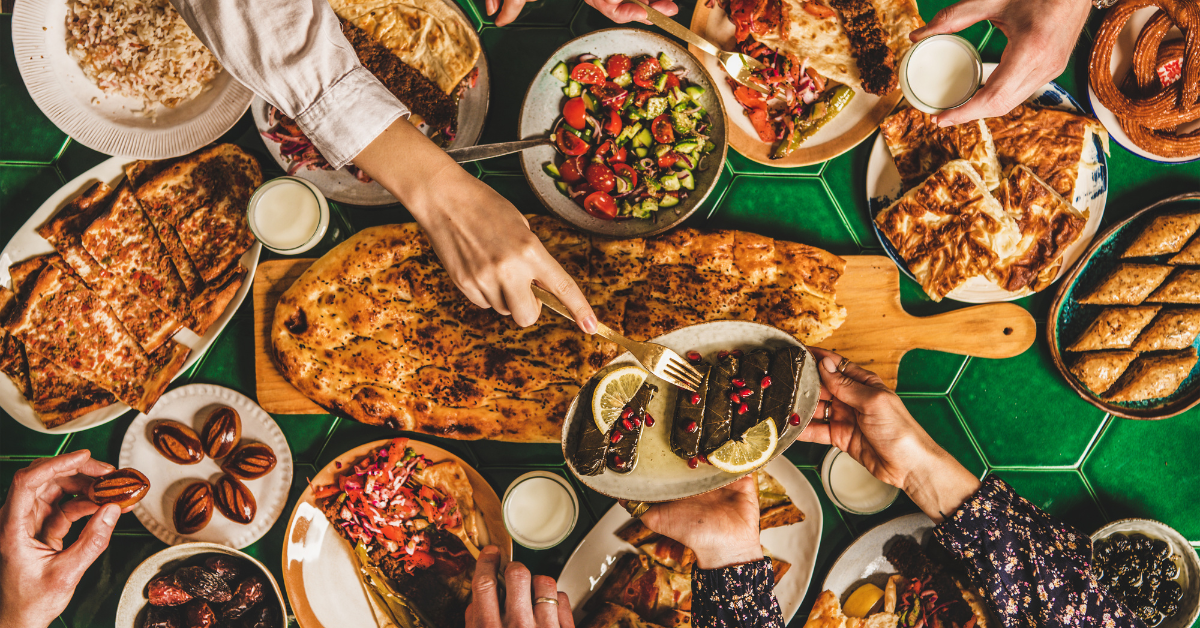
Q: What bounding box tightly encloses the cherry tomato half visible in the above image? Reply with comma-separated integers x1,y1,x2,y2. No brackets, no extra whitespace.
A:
563,97,587,130
664,72,681,90
595,140,613,157
658,151,680,169
605,110,623,136
556,127,589,156
606,54,632,79
560,157,585,183
584,191,619,220
652,115,675,144
585,163,616,193
571,63,607,85
609,147,628,163
633,58,662,89
591,82,628,109
612,162,637,188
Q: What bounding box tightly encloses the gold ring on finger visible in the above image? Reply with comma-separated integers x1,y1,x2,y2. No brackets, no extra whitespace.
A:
534,596,559,606
837,357,851,373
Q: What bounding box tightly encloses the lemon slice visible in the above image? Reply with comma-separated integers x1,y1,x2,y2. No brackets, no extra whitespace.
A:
591,365,648,433
708,417,778,474
843,583,884,618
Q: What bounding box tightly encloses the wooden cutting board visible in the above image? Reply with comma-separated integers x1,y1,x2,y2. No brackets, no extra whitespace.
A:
253,256,1036,413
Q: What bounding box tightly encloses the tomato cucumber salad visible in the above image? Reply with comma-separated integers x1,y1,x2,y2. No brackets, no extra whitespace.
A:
545,52,717,220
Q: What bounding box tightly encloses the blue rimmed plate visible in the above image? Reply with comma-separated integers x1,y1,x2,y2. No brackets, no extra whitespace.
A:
1048,192,1200,420
865,64,1109,304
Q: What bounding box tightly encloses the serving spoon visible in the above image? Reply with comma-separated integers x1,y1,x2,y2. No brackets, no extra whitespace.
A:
623,0,768,95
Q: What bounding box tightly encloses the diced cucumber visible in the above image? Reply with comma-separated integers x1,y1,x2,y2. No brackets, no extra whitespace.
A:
671,110,696,134
543,162,561,178
678,170,695,190
703,140,716,152
635,147,649,158
658,52,674,70
592,59,606,70
645,96,668,118
628,109,644,121
621,200,635,216
612,73,633,88
685,86,705,101
645,177,662,194
633,129,653,148
555,181,571,195
668,88,683,108
563,87,572,96
661,174,680,191
567,80,582,98
674,140,698,153
581,92,597,112
615,122,642,147
654,143,672,158
659,194,680,208
551,62,570,83
653,73,669,92
635,197,658,218
615,175,632,194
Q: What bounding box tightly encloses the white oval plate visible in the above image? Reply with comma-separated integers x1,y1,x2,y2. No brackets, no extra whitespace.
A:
558,456,822,624
562,320,820,502
1086,6,1199,165
821,512,934,603
866,64,1109,304
12,0,252,159
1092,518,1200,628
0,156,260,434
119,384,293,549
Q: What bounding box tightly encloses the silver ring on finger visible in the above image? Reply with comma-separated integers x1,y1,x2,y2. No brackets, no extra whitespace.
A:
534,597,560,606
824,400,832,420
837,357,851,373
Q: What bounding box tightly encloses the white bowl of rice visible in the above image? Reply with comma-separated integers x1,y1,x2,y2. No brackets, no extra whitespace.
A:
12,0,252,159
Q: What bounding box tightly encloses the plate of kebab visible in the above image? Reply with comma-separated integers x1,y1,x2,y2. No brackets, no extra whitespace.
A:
253,0,489,206
689,0,923,166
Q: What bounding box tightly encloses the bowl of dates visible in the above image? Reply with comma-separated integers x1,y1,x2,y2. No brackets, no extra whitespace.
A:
116,542,286,628
1092,519,1199,628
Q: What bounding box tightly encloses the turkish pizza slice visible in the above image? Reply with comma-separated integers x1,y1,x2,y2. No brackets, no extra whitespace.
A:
879,107,1002,191
988,165,1088,293
1103,347,1198,403
1122,211,1200,258
985,104,1109,202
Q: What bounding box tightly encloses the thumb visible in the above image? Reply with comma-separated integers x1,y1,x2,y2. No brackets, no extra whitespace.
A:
910,0,990,41
817,356,882,410
54,503,118,583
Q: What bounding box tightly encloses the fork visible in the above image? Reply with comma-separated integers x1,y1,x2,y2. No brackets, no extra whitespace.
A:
531,285,704,392
623,0,769,95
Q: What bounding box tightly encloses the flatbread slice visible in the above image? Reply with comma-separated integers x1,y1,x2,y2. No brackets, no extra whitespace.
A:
1068,350,1139,395
985,104,1109,203
1169,236,1200,265
803,590,849,628
875,160,1021,301
1147,269,1200,304
879,107,1001,190
988,165,1088,293
1103,347,1198,403
186,265,247,336
124,160,206,294
1122,211,1200,258
1133,308,1200,352
1066,306,1160,352
1078,264,1173,305
414,460,481,547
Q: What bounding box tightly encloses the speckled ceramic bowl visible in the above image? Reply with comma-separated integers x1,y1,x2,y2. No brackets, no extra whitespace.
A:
1048,192,1200,419
1092,519,1200,628
518,28,728,238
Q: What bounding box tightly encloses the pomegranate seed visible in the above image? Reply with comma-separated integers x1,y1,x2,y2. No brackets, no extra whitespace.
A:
690,392,701,404
612,454,624,467
739,388,753,398
737,403,748,414
622,417,634,431
788,413,802,425
688,457,699,469
686,351,702,362
761,375,772,388
717,350,729,359
732,378,746,388
699,454,709,464
631,415,642,427
686,420,698,433
732,349,744,358
644,415,655,427
729,392,742,403
621,407,634,419
610,431,623,443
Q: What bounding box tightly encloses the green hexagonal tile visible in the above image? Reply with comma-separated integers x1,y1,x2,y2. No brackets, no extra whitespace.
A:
1,17,69,163
895,350,967,395
61,532,167,627
55,140,111,182
0,165,63,245
704,175,859,254
476,465,592,576
479,27,575,148
471,0,580,27
275,415,340,465
951,327,1107,467
567,467,615,523
915,0,990,48
60,411,137,464
904,396,987,478
990,469,1105,534
315,418,480,471
783,440,831,468
0,415,71,457
726,150,826,176
471,440,570,467
1101,151,1200,226
820,146,877,249
1083,408,1200,541
482,172,547,213
570,3,655,37
187,308,256,398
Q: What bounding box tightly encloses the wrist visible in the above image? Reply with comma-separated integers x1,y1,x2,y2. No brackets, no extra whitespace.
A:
693,537,764,570
901,440,980,524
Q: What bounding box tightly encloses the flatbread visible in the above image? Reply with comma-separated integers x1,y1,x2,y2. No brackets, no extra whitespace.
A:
1147,269,1200,304
1103,347,1198,403
1066,306,1160,352
988,165,1087,293
875,160,1021,301
328,0,480,95
1069,350,1139,395
1122,211,1200,258
985,104,1109,203
273,217,847,441
879,107,1001,191
186,265,247,336
1078,264,1173,305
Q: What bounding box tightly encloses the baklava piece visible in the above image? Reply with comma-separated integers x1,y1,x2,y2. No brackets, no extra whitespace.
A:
1168,236,1200,265
1069,350,1139,395
1121,211,1200,258
1078,264,1173,305
1066,305,1161,352
1132,308,1200,352
1147,269,1200,304
1103,347,1198,403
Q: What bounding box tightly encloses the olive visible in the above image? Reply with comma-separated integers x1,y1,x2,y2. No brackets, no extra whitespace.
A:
1113,558,1133,576
1146,611,1166,627
1095,540,1113,560
1149,539,1170,560
1111,533,1131,553
1159,559,1179,580
1118,571,1142,589
1105,572,1122,589
1128,596,1156,620
1159,581,1183,604
1158,599,1179,617
1130,534,1151,550
1143,574,1162,592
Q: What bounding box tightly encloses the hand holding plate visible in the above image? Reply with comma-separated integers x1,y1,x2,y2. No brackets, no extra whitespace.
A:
636,475,763,569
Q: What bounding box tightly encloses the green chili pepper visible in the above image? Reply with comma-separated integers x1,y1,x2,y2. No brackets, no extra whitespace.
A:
770,85,855,160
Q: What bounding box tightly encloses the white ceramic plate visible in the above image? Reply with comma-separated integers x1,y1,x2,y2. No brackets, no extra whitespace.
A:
119,384,293,549
518,28,729,238
282,439,512,628
11,0,252,159
866,64,1109,304
1087,7,1199,165
1092,518,1200,628
558,456,822,624
821,512,934,603
562,320,820,502
0,156,260,434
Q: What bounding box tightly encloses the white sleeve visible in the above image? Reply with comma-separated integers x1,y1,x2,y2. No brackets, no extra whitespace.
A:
169,0,408,169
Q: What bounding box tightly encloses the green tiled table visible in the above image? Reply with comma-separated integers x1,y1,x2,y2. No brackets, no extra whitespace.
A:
3,0,1200,625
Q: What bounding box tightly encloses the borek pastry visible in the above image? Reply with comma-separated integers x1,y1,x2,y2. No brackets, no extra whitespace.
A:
1078,264,1172,305
1066,306,1161,352
1068,350,1139,395
1103,348,1198,403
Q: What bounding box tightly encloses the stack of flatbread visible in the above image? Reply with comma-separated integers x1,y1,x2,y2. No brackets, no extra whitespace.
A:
0,143,261,428
875,104,1109,302
1066,209,1200,402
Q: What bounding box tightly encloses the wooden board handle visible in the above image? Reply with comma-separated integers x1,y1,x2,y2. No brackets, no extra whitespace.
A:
904,302,1035,358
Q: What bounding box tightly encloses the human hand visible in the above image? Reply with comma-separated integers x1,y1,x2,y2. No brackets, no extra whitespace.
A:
465,546,574,628
636,475,762,569
798,348,980,522
0,451,123,628
486,0,678,26
909,0,1091,127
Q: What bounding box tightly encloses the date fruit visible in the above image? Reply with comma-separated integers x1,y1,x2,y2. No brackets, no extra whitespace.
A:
220,443,276,480
175,566,232,603
148,573,193,606
184,600,217,628
152,421,204,465
87,468,150,508
173,481,214,535
203,555,243,583
214,475,256,524
142,605,182,628
222,575,266,620
201,406,241,459
241,604,277,628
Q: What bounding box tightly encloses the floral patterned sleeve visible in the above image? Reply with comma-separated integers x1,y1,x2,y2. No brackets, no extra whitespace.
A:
933,475,1143,628
692,558,785,628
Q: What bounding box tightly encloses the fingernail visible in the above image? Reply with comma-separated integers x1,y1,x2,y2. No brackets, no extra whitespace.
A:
101,504,119,526
581,316,598,334
937,118,952,128
822,357,838,373
480,545,498,555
